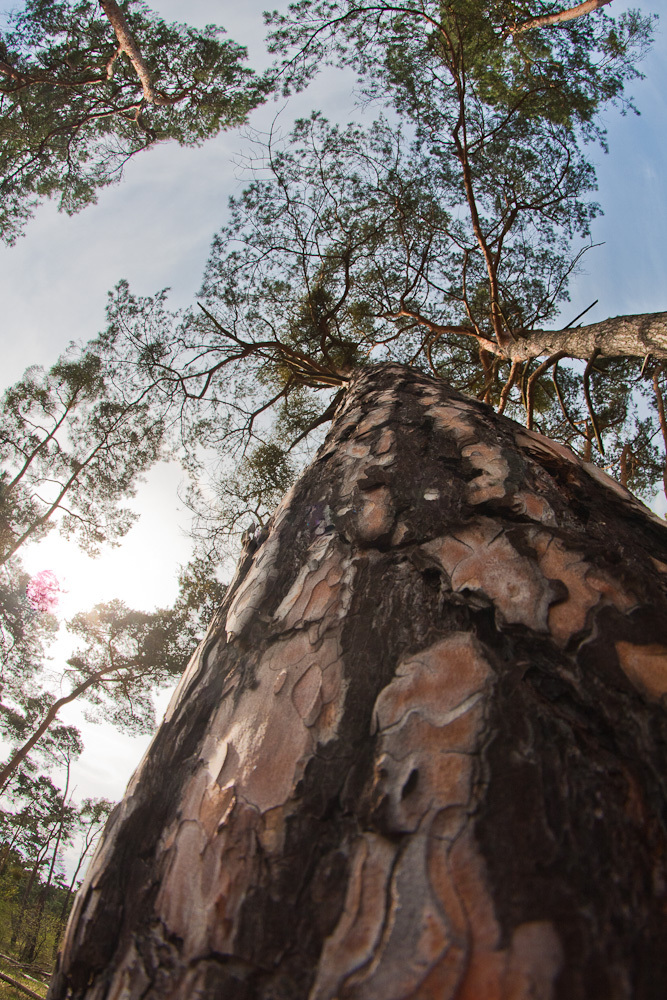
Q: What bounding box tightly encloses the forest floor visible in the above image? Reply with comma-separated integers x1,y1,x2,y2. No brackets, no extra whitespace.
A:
0,954,49,999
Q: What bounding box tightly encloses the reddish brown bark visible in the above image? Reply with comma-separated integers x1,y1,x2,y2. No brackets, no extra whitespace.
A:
50,364,667,999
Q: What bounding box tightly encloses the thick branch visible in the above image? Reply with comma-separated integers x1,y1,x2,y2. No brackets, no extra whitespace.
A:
98,0,166,105
510,0,614,35
0,60,27,84
492,312,667,363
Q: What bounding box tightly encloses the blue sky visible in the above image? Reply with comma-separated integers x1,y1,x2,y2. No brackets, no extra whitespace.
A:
0,0,665,811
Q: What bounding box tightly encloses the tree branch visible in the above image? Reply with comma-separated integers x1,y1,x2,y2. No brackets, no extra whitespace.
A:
0,970,44,1000
98,0,166,105
510,0,615,36
525,350,569,429
497,360,521,415
495,312,667,364
583,348,605,456
653,370,667,501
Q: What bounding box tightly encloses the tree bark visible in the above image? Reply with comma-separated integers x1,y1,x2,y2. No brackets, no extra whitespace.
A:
50,364,667,1000
98,0,165,105
501,311,667,362
509,0,615,35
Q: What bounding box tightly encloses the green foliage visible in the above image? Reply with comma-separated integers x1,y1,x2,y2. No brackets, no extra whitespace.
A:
107,0,663,521
64,577,219,736
0,768,77,963
0,782,112,971
0,0,270,244
0,329,170,565
267,0,653,128
188,442,298,554
0,552,224,787
4,0,662,566
267,0,653,341
0,559,57,698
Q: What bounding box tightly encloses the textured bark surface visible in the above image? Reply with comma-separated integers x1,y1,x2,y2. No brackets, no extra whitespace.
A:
50,364,667,1000
502,311,667,362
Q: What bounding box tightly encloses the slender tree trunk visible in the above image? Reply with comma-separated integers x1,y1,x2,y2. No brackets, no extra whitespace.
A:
53,820,105,958
11,857,42,947
50,364,667,1000
24,764,71,963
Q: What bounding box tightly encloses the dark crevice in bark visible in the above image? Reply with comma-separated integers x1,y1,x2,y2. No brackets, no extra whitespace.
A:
474,590,667,1000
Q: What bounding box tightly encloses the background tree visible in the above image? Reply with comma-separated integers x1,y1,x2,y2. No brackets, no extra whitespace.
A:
1,558,58,708
0,331,173,567
1,765,77,961
0,557,226,788
50,796,112,955
0,0,270,245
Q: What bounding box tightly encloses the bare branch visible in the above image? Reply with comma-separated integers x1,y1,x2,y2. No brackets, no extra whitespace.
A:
497,360,521,415
0,60,26,84
525,349,569,429
288,390,346,451
99,0,166,105
552,362,586,441
510,0,614,36
583,348,605,456
653,369,667,501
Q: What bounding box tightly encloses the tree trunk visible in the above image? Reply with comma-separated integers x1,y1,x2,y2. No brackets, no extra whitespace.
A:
50,364,667,1000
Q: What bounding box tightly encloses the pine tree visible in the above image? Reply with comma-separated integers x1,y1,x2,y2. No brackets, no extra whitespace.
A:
48,3,667,996
0,0,269,244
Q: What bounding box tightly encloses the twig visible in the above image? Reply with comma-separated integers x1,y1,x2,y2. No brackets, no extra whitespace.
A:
497,361,521,415
525,350,569,429
563,299,598,330
552,363,587,441
583,348,605,456
653,369,667,500
288,390,345,450
476,347,495,402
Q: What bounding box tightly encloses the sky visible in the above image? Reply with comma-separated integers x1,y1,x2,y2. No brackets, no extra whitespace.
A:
0,0,666,860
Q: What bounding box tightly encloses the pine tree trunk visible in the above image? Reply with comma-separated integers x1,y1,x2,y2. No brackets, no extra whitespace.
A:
49,364,667,1000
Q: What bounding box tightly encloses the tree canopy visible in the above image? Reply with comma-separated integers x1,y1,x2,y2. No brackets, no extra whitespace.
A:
0,333,170,566
0,0,269,244
2,1,664,546
89,0,664,549
0,554,226,788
